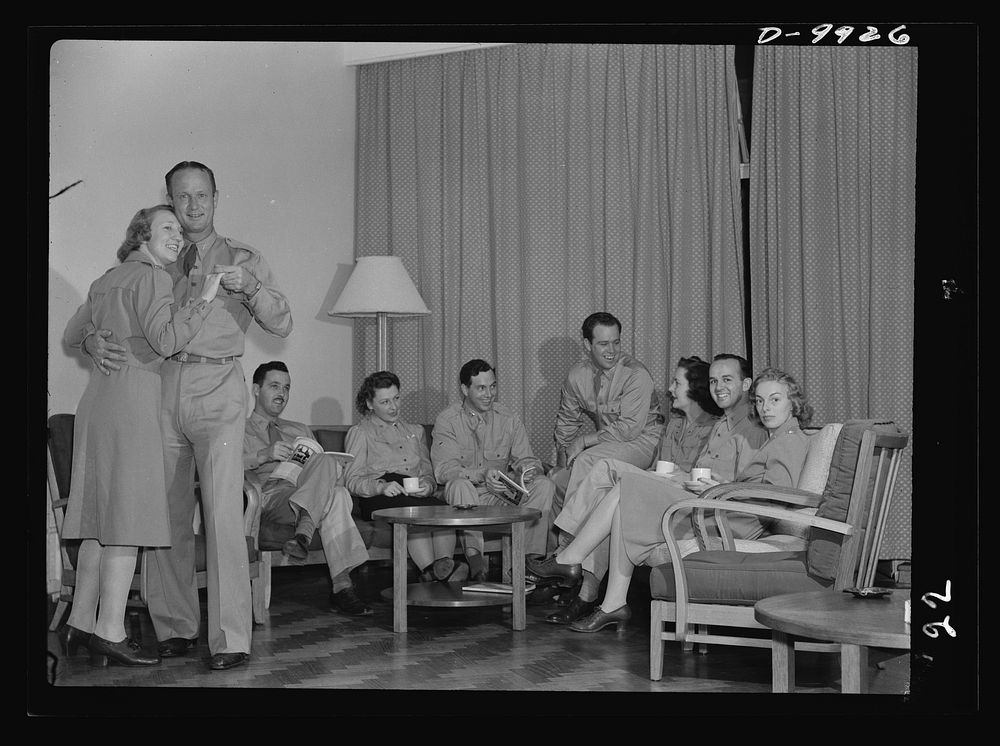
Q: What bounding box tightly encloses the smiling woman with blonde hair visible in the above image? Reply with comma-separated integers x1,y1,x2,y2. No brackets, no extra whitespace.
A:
60,206,223,667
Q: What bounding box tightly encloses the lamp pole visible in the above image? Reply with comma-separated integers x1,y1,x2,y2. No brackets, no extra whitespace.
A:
376,311,388,372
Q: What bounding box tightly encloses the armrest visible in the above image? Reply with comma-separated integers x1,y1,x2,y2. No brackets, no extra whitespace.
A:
243,479,264,546
660,497,853,643
693,483,821,549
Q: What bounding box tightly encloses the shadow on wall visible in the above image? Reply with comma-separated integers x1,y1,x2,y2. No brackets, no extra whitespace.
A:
310,397,345,428
527,335,590,464
50,269,90,371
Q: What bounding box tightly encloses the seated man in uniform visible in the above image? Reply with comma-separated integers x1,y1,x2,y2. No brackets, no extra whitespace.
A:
243,361,372,616
431,359,555,582
550,312,664,549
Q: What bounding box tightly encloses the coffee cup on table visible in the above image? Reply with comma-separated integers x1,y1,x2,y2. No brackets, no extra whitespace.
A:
690,468,712,483
655,460,676,475
402,477,420,494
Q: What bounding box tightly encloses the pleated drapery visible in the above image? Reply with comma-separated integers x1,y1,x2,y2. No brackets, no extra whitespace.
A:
748,46,918,559
354,43,745,462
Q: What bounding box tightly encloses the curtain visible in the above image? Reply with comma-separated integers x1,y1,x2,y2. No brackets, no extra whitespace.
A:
354,43,745,462
748,46,917,559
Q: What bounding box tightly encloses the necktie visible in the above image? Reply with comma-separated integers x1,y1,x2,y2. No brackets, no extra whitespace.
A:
268,421,282,445
593,370,605,406
181,243,198,277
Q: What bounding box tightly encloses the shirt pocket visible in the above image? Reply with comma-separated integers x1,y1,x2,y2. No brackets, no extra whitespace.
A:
599,400,622,420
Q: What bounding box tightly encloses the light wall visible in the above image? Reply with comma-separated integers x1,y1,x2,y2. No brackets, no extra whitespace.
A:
48,40,358,426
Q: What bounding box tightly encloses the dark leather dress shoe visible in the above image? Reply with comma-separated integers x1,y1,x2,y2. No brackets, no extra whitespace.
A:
569,604,632,633
526,555,582,587
58,624,92,657
282,533,310,561
209,652,249,670
330,587,373,616
158,637,198,658
545,595,597,625
89,635,160,667
555,583,580,607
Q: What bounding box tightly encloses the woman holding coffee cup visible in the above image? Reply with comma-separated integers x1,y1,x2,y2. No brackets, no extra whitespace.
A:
343,371,464,582
533,367,814,634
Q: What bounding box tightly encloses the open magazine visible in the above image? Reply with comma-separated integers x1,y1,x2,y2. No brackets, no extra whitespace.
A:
493,466,537,506
270,436,354,485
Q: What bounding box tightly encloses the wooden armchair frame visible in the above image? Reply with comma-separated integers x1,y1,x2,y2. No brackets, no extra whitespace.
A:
649,428,908,680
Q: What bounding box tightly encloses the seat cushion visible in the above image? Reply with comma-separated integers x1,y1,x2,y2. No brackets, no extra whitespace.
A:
807,419,900,581
648,550,831,605
311,427,350,453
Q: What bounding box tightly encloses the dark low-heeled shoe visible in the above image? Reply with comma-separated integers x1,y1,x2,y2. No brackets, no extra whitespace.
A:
545,595,596,625
282,533,311,561
158,637,198,658
89,635,161,667
568,604,632,633
209,652,249,671
58,624,92,657
555,583,580,607
526,554,582,587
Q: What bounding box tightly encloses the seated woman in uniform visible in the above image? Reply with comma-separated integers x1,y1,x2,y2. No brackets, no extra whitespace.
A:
343,371,466,582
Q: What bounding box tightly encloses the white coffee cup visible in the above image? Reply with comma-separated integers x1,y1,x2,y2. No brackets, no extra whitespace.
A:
402,477,420,494
655,460,676,475
690,467,712,482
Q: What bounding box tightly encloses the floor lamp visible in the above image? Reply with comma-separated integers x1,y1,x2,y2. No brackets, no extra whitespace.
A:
328,255,431,372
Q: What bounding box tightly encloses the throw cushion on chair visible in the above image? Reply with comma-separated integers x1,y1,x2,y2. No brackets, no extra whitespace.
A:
797,423,843,495
806,419,901,581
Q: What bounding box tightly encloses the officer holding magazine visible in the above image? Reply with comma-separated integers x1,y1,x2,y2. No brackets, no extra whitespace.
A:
431,359,555,581
243,361,372,616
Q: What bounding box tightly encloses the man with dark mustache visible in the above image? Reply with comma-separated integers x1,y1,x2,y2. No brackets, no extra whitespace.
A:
243,361,371,616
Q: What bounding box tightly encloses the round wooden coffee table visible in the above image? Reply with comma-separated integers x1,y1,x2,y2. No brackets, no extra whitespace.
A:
371,505,542,633
754,589,910,693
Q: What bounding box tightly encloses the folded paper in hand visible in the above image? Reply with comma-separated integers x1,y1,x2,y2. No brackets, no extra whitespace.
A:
269,437,353,485
493,466,536,506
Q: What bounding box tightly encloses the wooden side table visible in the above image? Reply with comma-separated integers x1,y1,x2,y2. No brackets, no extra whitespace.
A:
371,505,541,633
754,590,910,693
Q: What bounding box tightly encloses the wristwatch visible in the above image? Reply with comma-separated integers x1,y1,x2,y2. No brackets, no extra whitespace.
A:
246,279,263,299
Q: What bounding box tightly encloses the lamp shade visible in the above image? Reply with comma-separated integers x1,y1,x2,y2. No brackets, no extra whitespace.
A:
328,255,430,317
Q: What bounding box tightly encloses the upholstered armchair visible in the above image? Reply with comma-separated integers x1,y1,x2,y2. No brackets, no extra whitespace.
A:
644,420,908,681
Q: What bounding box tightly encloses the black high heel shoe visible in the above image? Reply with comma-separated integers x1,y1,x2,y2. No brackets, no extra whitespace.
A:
526,555,582,587
88,635,161,667
568,604,632,633
58,625,92,657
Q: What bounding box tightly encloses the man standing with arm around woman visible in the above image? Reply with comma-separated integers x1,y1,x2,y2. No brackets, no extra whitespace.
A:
82,162,293,670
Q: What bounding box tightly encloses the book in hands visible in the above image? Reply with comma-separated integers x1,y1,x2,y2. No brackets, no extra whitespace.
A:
493,466,537,505
269,437,326,485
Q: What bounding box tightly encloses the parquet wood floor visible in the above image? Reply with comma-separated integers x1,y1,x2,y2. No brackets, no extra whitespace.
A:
37,562,910,715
